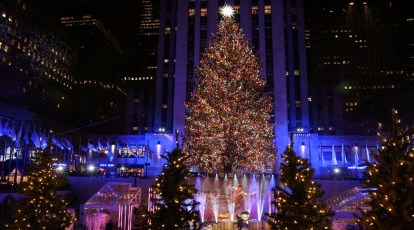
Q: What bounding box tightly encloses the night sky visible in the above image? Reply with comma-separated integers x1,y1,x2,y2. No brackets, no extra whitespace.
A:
25,0,142,60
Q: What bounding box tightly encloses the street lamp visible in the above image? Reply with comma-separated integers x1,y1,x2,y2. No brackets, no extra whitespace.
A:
87,164,95,173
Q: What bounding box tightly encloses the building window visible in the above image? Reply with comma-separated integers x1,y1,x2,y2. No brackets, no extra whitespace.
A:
189,8,195,17
264,5,271,14
295,101,301,108
201,8,207,17
252,6,258,14
294,69,300,76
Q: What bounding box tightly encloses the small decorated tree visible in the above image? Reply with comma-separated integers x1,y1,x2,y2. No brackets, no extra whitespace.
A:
150,148,200,229
6,141,74,229
354,109,414,229
132,203,151,230
267,139,334,229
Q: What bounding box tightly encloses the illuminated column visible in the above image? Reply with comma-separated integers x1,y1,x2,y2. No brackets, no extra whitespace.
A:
172,0,189,139
272,0,288,174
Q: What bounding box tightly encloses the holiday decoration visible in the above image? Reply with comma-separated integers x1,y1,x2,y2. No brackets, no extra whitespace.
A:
6,140,74,229
267,138,334,229
149,148,200,229
184,17,275,173
354,109,414,229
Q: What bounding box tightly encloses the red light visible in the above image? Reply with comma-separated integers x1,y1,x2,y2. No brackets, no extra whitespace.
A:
389,2,392,8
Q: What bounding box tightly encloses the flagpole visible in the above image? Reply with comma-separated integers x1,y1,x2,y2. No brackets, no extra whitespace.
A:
7,141,13,184
145,141,149,178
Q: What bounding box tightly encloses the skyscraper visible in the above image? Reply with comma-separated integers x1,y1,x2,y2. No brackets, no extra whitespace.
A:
60,14,126,134
306,0,414,135
124,0,160,135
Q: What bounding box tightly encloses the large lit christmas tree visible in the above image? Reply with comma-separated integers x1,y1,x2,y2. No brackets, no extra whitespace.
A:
354,109,414,229
6,141,74,229
184,9,275,173
267,139,334,229
149,148,200,229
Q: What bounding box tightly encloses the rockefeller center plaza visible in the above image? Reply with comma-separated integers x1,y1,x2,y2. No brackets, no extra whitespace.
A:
1,0,414,229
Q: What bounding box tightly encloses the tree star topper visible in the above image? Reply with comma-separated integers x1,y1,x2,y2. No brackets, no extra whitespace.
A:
220,5,234,18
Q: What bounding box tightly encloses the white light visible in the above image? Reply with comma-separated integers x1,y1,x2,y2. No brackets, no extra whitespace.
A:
220,5,234,18
334,168,341,174
57,165,64,172
87,165,95,172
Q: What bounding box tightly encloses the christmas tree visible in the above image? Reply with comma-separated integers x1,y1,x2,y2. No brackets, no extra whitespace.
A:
132,203,151,230
6,141,74,230
149,148,200,229
354,109,414,229
184,14,275,173
267,139,334,229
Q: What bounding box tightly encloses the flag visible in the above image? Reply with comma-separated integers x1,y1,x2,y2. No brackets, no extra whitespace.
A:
31,128,41,148
365,141,371,162
65,138,73,152
88,139,98,152
79,139,88,152
38,129,48,149
341,142,347,166
331,143,337,166
9,124,17,141
127,142,132,154
320,145,325,167
117,141,122,154
2,122,10,137
24,124,30,145
15,124,23,147
52,135,64,149
107,140,113,161
97,138,105,150
354,147,359,166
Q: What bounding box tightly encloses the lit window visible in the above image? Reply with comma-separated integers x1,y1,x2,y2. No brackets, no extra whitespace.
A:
252,6,258,14
201,8,207,17
132,126,138,131
264,5,271,14
162,104,167,109
188,8,195,17
134,98,140,103
294,69,300,75
295,101,301,108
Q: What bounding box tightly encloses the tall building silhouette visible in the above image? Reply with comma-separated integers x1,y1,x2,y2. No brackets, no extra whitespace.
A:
306,0,414,135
